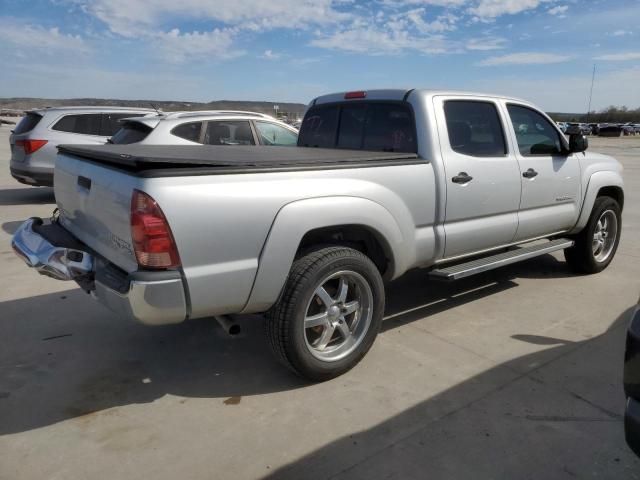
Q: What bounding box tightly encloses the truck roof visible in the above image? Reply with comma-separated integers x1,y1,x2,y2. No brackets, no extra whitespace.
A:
312,89,529,106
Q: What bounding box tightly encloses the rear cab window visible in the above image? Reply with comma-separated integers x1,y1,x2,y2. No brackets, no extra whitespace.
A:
13,112,43,134
443,100,507,157
298,102,417,153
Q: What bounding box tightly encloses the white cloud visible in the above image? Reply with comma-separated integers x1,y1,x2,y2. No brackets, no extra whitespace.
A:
468,0,544,19
466,36,506,50
310,25,459,55
82,0,349,37
379,0,467,6
611,29,633,37
547,5,568,16
0,20,90,55
477,52,571,66
157,28,243,63
261,49,282,60
405,9,459,33
594,52,640,61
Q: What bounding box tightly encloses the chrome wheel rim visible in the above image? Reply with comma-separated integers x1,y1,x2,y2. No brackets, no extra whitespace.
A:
592,209,617,263
303,270,373,362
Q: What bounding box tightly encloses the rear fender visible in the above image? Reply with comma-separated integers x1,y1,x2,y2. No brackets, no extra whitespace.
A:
241,196,407,313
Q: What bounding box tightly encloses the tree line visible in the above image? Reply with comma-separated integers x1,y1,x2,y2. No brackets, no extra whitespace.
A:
549,106,640,124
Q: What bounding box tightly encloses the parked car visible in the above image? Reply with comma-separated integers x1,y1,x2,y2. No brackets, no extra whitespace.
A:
566,122,592,135
625,299,640,457
110,111,298,146
621,124,635,136
598,124,623,137
12,89,624,381
9,107,155,186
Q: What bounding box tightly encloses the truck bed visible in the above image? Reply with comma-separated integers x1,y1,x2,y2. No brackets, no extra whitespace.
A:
57,144,422,177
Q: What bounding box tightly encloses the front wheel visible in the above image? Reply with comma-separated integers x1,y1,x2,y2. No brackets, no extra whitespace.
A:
564,196,621,273
266,246,385,381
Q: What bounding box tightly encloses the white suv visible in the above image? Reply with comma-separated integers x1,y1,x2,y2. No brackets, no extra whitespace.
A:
9,106,155,186
110,111,298,147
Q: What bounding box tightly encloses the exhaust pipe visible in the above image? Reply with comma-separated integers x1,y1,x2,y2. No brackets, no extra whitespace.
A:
215,315,241,336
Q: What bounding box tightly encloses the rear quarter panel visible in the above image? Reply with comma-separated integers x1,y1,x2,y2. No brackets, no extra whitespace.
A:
143,163,437,318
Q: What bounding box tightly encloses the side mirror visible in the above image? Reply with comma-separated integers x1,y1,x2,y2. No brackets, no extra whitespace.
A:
569,134,588,153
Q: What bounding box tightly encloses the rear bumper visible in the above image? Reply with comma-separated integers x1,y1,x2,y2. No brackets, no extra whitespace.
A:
624,305,640,456
12,217,187,325
10,166,54,187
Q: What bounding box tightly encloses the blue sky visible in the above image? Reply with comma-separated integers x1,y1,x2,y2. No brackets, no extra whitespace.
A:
0,0,638,111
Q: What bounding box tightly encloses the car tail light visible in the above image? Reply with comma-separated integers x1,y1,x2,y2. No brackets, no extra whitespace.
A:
130,190,180,269
344,91,367,99
15,139,48,155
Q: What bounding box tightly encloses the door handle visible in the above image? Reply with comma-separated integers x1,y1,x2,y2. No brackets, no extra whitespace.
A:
452,172,473,184
522,168,538,179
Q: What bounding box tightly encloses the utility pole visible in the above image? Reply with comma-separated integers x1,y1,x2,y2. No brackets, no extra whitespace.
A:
586,64,596,123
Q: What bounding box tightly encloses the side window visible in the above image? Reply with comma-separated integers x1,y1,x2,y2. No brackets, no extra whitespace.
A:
52,114,103,135
171,122,203,143
204,121,255,145
362,103,416,153
255,121,298,146
507,104,563,155
298,105,339,147
101,113,145,136
443,101,506,157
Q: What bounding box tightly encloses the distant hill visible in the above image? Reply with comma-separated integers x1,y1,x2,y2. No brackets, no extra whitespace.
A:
0,97,307,119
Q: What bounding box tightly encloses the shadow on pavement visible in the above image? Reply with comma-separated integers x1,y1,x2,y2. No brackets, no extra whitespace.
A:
266,307,639,479
0,187,54,206
2,220,23,235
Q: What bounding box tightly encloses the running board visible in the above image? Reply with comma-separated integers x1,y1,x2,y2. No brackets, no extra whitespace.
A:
429,238,574,281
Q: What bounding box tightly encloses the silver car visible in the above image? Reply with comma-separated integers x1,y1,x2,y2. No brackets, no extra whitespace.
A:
110,111,299,146
9,106,155,186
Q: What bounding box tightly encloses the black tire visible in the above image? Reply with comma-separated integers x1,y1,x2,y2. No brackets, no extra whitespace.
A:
266,246,385,382
564,196,621,274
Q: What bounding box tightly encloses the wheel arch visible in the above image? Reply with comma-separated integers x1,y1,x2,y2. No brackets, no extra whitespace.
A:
570,171,624,235
241,196,408,314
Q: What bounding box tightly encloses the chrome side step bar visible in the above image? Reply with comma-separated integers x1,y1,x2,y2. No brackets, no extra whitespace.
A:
429,238,574,281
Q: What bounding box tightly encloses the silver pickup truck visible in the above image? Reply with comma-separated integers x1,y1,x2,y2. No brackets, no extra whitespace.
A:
12,89,624,381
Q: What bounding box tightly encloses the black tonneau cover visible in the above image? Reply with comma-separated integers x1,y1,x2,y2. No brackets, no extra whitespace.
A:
57,144,422,177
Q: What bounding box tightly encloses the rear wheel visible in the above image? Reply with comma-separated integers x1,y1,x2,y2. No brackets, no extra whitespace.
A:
266,246,384,381
564,196,621,273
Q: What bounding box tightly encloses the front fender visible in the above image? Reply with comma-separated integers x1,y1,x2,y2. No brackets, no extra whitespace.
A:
570,171,624,234
241,196,408,313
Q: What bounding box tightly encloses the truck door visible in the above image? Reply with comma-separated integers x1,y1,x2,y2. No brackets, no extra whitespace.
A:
434,97,521,258
504,103,581,241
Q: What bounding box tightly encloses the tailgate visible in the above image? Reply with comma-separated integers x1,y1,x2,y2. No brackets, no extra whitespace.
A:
54,152,140,273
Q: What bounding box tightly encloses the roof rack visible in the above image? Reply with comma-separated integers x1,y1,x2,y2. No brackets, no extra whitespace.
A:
166,110,274,120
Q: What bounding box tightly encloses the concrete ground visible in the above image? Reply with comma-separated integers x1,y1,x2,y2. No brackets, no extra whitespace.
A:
0,126,639,480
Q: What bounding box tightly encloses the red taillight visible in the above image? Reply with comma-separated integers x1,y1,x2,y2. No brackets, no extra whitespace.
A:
16,139,48,155
130,190,180,269
344,91,367,99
